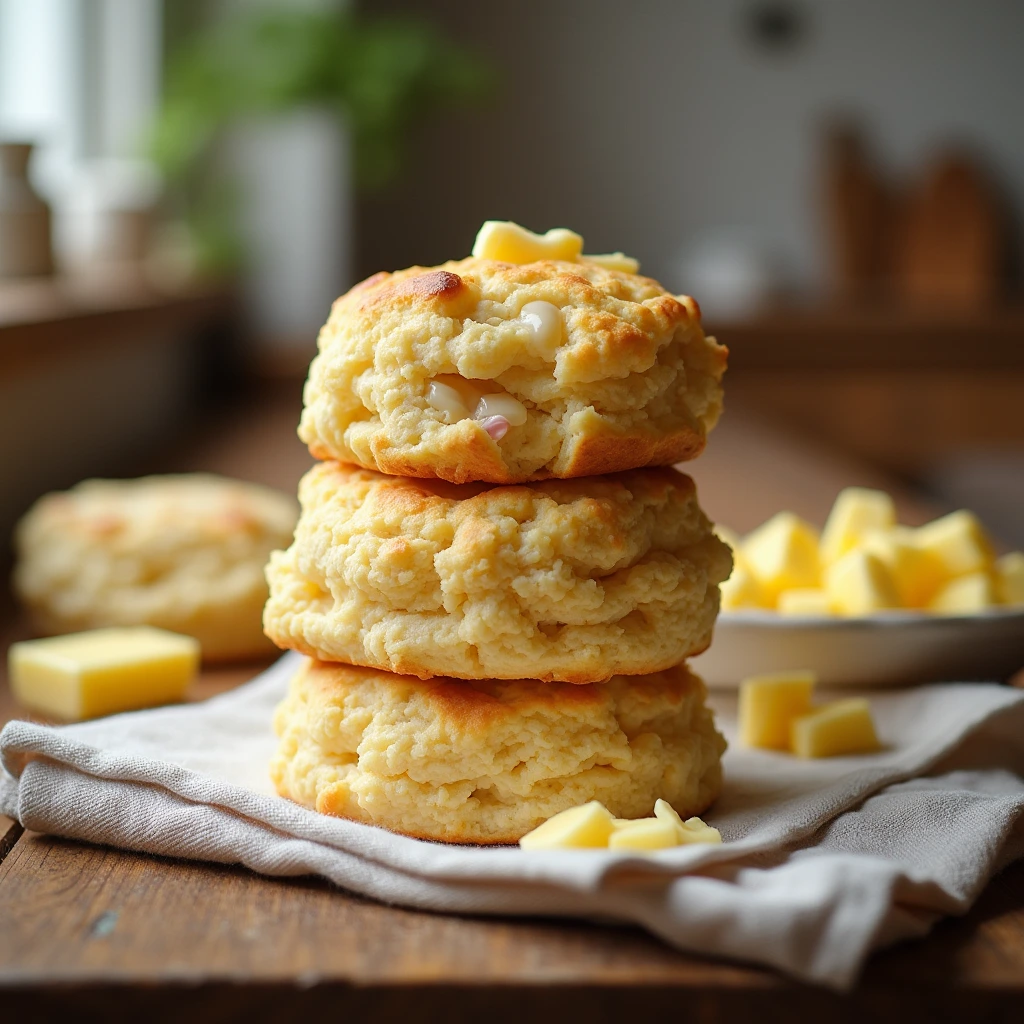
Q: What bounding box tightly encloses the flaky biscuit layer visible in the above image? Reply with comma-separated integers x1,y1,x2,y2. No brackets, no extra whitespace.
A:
263,462,731,682
299,258,726,484
271,657,725,844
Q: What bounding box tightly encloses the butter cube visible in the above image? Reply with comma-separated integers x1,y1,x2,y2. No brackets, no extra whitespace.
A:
997,552,1024,606
519,800,614,849
607,818,680,851
915,510,994,579
825,549,901,615
742,513,821,602
581,252,640,273
720,563,767,610
820,487,897,565
790,699,879,758
739,670,816,750
653,799,722,845
8,627,199,721
472,221,583,264
929,572,998,614
862,527,945,608
777,588,834,616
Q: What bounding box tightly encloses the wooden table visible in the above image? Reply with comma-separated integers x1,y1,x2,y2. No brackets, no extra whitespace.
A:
2,383,1023,1021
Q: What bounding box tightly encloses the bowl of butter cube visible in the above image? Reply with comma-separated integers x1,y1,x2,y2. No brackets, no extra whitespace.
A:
694,488,1024,688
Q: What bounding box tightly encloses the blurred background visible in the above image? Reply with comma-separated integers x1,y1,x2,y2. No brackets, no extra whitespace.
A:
2,0,1024,578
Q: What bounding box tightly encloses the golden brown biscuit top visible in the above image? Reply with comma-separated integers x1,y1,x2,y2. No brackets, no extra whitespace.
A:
333,256,703,387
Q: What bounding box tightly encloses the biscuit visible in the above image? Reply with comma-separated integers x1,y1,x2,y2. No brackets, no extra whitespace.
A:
271,657,726,844
263,462,731,682
299,258,727,484
14,474,298,661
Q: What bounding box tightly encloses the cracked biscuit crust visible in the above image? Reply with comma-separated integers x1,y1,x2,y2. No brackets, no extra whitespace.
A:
271,657,726,844
263,462,732,682
299,258,727,484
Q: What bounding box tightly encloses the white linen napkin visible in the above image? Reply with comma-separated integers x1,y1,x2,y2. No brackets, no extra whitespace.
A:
2,651,1023,990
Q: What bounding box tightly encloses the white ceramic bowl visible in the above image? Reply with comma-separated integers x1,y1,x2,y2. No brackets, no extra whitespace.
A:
693,608,1024,689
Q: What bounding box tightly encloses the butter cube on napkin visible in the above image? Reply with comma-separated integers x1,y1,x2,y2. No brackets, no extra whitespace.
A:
791,699,879,758
518,800,614,849
739,671,816,750
9,627,200,721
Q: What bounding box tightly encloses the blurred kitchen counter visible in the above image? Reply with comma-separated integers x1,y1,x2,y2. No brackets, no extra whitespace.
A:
713,302,1024,480
2,379,1023,1020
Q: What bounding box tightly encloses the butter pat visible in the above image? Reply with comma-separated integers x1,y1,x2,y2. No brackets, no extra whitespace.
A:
607,817,680,851
581,251,640,274
997,552,1024,606
9,627,199,721
825,548,901,615
742,512,820,602
820,487,897,565
472,221,583,264
654,799,722,845
739,670,816,750
790,699,879,758
777,588,834,616
915,510,994,578
929,572,998,614
519,800,614,849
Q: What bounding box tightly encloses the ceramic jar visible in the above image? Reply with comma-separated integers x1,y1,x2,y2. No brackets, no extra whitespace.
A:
0,142,54,277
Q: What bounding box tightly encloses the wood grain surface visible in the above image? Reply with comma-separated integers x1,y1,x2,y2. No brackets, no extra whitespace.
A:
2,380,1022,1021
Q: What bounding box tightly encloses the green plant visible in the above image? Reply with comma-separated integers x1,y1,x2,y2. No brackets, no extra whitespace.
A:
150,6,494,270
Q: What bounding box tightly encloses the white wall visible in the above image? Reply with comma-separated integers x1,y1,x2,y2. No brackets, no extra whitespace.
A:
364,0,1024,295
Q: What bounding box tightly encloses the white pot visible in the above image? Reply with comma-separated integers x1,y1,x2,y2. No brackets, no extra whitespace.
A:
225,108,352,354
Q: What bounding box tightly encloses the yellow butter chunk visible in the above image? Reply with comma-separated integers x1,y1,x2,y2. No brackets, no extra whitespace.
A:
825,549,901,615
820,487,897,565
720,563,767,610
997,552,1024,606
472,220,584,264
581,251,641,273
738,670,816,750
929,572,998,614
777,588,834,616
915,510,994,579
519,800,614,849
742,512,820,603
654,799,722,845
861,527,946,608
8,627,199,721
790,699,879,758
607,817,681,851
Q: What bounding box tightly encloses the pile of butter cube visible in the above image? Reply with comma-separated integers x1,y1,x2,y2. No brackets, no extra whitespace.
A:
719,487,1024,616
519,799,722,852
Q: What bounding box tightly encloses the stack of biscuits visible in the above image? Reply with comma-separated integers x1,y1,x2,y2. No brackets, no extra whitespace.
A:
264,224,732,844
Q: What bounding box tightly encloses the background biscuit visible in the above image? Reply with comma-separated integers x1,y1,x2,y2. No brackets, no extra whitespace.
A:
15,474,298,661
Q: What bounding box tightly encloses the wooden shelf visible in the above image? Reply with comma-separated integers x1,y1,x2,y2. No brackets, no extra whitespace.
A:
711,303,1024,372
